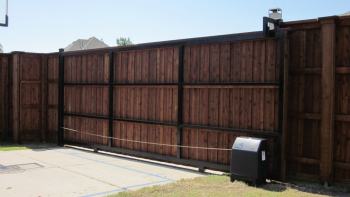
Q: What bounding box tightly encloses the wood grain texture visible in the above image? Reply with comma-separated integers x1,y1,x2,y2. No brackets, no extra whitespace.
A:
286,28,323,179
334,23,350,182
320,18,335,182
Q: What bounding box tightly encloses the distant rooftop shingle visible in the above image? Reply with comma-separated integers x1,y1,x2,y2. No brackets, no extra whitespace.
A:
64,37,109,51
340,11,350,16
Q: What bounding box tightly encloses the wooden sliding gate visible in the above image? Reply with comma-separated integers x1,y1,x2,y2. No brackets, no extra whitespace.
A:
2,15,350,184
58,31,285,178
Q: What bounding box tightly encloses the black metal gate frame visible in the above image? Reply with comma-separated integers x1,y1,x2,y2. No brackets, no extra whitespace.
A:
58,21,285,173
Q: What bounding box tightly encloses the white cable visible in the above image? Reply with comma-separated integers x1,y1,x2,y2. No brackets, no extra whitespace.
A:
62,127,232,151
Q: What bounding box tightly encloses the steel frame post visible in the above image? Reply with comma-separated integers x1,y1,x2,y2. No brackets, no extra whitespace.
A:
275,27,285,180
275,23,289,180
58,48,65,146
108,51,114,147
177,45,184,158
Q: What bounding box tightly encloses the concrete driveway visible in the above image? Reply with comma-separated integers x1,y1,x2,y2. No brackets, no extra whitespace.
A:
0,146,204,197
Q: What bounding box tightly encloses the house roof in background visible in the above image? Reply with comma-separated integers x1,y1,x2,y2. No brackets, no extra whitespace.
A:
340,11,350,16
64,37,109,51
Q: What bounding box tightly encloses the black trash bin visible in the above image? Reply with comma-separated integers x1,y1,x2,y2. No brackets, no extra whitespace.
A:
230,137,267,185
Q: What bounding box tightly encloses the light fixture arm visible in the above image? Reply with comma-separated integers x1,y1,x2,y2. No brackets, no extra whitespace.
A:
0,14,8,27
0,0,8,27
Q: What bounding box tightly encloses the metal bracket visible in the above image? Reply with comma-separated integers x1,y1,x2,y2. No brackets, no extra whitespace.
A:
0,15,8,27
263,17,282,37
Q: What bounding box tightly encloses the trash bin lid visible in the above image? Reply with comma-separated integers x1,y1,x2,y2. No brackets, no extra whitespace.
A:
232,137,264,152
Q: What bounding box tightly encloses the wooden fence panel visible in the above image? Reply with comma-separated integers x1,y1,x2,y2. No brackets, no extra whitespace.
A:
114,48,178,83
47,54,59,142
285,17,350,183
112,122,177,156
114,87,177,122
64,116,108,145
63,52,109,146
286,28,323,180
0,54,10,141
11,53,50,142
334,22,350,182
183,88,278,130
110,47,178,156
181,39,280,177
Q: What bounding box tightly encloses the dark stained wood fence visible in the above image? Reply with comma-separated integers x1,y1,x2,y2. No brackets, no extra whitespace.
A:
63,52,110,146
61,37,281,178
0,54,10,141
0,53,58,143
334,19,350,183
285,26,323,180
0,15,350,184
12,53,42,142
283,16,350,183
181,41,280,169
47,54,59,142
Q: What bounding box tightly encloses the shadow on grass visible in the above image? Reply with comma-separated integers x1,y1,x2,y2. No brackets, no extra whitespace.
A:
260,182,287,192
259,179,350,196
226,174,348,196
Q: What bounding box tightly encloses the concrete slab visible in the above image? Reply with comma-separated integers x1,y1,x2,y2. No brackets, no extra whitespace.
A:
0,146,204,197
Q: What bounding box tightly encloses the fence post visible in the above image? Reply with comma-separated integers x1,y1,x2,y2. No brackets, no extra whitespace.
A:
0,55,10,142
58,48,65,146
0,55,4,141
6,55,10,142
275,28,290,181
177,45,184,158
108,51,114,147
319,16,336,185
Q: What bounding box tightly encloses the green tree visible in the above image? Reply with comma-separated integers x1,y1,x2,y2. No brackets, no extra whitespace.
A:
116,37,133,46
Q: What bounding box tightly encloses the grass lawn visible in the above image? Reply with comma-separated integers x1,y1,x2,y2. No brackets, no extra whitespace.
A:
112,175,346,197
0,145,29,151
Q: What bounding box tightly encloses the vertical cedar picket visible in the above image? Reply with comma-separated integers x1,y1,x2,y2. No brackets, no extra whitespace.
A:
319,17,336,184
58,49,65,146
177,46,184,158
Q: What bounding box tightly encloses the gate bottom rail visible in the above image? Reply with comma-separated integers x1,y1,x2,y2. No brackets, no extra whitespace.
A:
64,142,230,172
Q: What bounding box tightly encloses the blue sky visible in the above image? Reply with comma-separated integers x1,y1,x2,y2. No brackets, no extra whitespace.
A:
0,0,349,53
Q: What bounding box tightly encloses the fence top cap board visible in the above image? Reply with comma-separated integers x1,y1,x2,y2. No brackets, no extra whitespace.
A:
58,31,270,56
281,14,350,27
10,51,45,55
